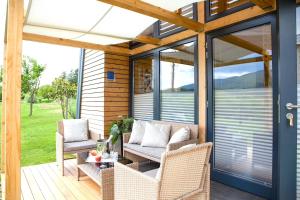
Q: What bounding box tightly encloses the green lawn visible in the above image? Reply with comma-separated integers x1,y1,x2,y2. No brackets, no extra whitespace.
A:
0,102,67,166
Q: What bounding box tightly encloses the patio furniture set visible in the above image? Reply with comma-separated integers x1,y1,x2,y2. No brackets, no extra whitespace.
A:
56,119,212,200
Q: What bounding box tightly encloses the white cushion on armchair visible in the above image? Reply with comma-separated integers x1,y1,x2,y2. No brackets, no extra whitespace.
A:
63,119,88,142
141,122,171,148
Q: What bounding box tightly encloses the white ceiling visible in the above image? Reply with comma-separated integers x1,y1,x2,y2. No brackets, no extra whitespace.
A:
23,0,200,45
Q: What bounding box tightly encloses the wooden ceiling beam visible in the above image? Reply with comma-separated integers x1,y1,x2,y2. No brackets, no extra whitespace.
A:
22,33,131,55
97,0,204,32
249,0,276,10
205,5,275,32
135,35,160,45
131,29,198,55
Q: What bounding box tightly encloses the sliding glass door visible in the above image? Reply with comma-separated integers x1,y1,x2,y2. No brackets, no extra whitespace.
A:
207,17,275,199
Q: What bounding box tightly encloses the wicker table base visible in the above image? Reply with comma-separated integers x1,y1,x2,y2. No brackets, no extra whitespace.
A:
77,153,138,200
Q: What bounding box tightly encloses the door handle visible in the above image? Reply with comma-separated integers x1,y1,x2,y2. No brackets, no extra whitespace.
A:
286,103,300,110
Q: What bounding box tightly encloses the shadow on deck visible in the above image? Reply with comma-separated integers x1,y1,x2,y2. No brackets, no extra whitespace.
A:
21,159,265,200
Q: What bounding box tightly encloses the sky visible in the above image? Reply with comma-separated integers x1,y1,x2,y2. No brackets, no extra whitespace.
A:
0,42,81,86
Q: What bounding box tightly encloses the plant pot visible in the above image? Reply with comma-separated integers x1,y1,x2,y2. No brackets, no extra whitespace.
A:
111,136,122,156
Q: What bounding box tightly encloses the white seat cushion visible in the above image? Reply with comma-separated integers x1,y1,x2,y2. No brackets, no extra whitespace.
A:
141,122,171,148
63,119,88,142
128,120,146,144
124,143,165,160
64,140,96,152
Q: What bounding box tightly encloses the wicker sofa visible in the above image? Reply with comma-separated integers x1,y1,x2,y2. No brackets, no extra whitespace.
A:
123,120,199,163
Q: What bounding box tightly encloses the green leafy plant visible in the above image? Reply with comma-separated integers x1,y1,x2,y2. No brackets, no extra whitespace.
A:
110,116,134,144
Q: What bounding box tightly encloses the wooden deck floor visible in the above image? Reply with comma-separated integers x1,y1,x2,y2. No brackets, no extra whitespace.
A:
21,159,100,200
21,159,265,200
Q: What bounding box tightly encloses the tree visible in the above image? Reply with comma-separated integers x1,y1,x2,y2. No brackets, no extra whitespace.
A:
22,56,45,116
38,85,55,101
67,69,78,85
52,73,77,119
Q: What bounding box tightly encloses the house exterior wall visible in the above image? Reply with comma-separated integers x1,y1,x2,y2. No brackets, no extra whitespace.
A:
79,49,129,139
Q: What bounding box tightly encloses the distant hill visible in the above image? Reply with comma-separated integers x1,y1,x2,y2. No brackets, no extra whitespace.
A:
161,70,267,92
214,70,267,89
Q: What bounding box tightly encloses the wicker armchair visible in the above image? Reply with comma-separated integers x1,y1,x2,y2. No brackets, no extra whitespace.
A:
114,142,213,200
56,120,98,176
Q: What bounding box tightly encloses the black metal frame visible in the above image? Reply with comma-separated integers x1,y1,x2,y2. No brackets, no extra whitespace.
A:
129,37,199,124
275,0,297,199
206,15,277,199
76,48,85,119
205,0,254,22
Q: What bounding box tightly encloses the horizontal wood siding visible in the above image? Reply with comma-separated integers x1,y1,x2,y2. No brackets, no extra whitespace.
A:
80,49,130,138
80,50,105,138
104,53,129,136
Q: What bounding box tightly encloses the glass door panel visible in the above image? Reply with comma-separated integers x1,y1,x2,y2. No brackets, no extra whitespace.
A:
210,23,273,197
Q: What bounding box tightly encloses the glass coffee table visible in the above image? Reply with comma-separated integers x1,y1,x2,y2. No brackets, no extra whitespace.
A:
77,152,137,200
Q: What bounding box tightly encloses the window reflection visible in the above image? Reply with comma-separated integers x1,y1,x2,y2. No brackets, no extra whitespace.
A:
160,42,195,123
133,56,154,120
213,24,273,186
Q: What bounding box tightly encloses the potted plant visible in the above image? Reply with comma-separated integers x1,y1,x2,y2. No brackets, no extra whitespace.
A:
109,116,134,155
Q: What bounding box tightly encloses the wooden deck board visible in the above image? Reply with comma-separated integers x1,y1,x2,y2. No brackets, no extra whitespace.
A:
21,159,101,200
21,159,265,200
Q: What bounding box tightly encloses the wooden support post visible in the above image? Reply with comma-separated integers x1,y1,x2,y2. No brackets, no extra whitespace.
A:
1,44,7,172
198,2,206,144
4,0,23,199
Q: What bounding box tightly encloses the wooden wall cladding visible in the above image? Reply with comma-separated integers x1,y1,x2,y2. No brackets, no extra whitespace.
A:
103,53,129,136
80,49,129,138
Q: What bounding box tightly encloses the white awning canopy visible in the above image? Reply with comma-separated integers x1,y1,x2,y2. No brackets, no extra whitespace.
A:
23,0,199,45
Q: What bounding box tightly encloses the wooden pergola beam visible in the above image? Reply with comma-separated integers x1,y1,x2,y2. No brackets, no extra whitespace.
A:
97,0,204,32
23,33,131,55
249,0,275,10
4,0,23,199
205,5,275,32
131,29,198,55
135,35,160,45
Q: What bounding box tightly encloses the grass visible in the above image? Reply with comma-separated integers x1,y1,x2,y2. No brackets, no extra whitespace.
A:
0,101,76,166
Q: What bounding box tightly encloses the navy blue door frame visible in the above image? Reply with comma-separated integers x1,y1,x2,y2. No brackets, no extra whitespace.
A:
276,0,297,199
207,15,277,199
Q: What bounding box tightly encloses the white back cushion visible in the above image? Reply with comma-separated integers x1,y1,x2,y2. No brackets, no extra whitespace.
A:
168,127,190,144
141,122,171,148
63,119,88,142
128,120,146,144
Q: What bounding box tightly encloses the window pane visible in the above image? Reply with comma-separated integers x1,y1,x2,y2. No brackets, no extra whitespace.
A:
213,24,273,186
160,42,195,123
133,56,154,120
